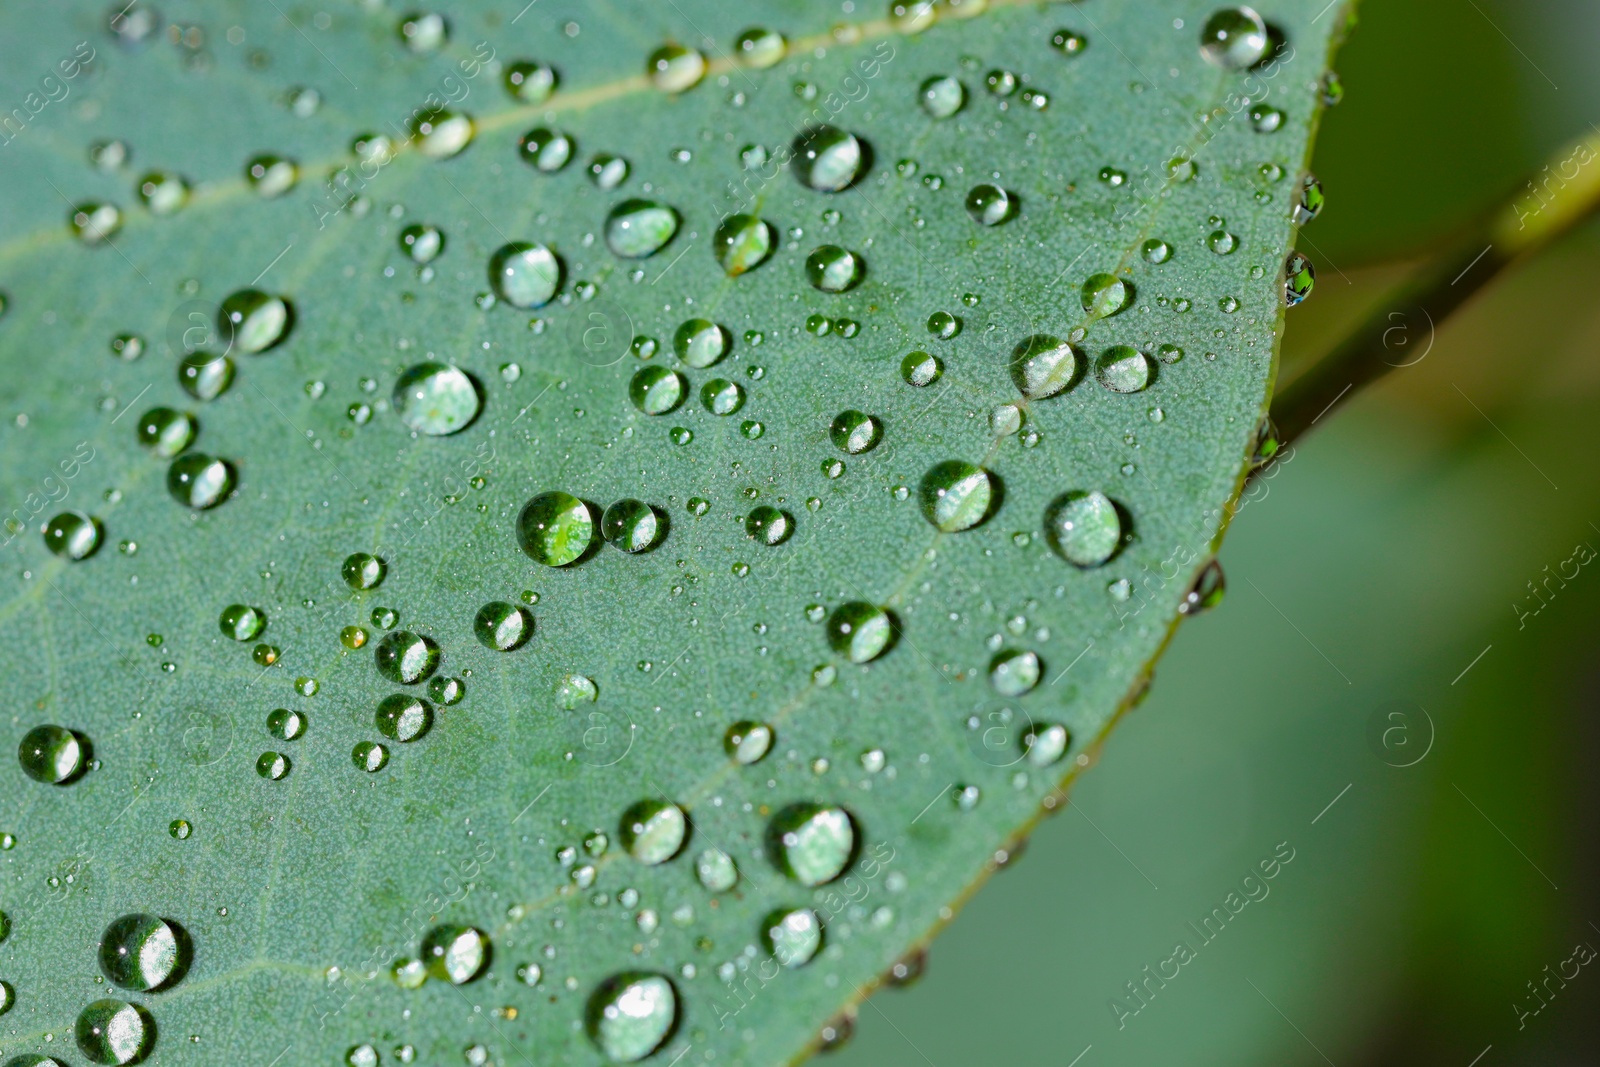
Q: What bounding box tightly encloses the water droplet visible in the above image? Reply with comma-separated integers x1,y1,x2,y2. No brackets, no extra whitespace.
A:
400,223,445,264
342,553,387,590
595,499,661,554
422,925,489,984
218,288,291,354
1143,239,1172,264
989,403,1023,436
901,350,943,386
825,602,894,663
794,126,865,192
620,800,687,865
989,650,1040,697
474,602,535,651
1051,27,1087,55
920,461,996,532
829,410,881,454
699,378,745,416
244,155,298,197
630,366,687,415
712,214,774,276
1082,273,1132,318
764,907,823,967
1046,490,1124,567
606,200,679,259
586,973,677,1062
1199,6,1269,69
1207,229,1238,255
489,242,562,308
965,183,1017,226
1219,295,1241,314
352,740,390,772
75,999,155,1065
744,506,793,546
18,725,86,785
427,675,464,704
111,333,145,361
136,408,195,458
410,108,475,158
1099,166,1127,187
90,139,130,170
890,0,938,32
167,454,236,509
398,11,449,53
985,69,1018,96
177,351,235,401
673,319,730,368
768,803,856,885
169,819,192,840
1294,174,1324,224
1010,335,1081,400
919,75,967,118
266,708,306,741
376,694,434,742
69,202,123,245
1250,103,1285,133
42,511,102,560
648,44,706,93
1095,346,1153,393
724,721,773,764
1321,70,1345,106
927,311,961,339
393,363,482,436
669,426,693,446
137,171,189,215
505,60,558,103
805,245,864,293
256,751,291,780
1283,251,1315,307
374,630,440,685
99,914,186,992
518,492,596,566
1022,722,1070,767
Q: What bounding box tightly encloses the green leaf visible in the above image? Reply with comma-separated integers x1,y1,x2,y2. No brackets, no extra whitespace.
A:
0,2,1349,1063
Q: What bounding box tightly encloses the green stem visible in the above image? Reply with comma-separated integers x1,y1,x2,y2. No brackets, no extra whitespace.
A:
1271,127,1600,443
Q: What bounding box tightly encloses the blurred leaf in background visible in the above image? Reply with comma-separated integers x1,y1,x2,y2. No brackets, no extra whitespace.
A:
828,0,1600,1064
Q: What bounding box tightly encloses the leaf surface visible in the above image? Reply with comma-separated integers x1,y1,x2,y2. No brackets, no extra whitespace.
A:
0,2,1348,1064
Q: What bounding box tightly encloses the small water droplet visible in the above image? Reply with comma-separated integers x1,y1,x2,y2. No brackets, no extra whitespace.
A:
505,60,558,103
794,126,865,192
1199,7,1269,69
647,44,706,93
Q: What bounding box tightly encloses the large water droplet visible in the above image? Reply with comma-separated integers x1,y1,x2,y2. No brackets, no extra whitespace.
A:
764,907,824,967
805,245,864,292
700,378,745,415
919,75,967,118
1199,6,1269,69
75,998,154,1065
136,407,196,458
399,11,449,53
724,720,773,764
586,973,678,1063
474,602,535,650
794,126,865,192
376,694,434,741
177,352,235,401
920,461,996,532
411,108,475,158
965,184,1016,226
421,924,489,984
518,126,574,171
352,741,389,772
630,366,687,415
619,799,687,865
829,410,881,454
600,499,662,553
768,803,856,886
245,155,299,197
673,319,730,368
400,223,445,263
1294,174,1324,225
1095,346,1153,393
341,552,386,591
901,351,943,386
1009,336,1081,399
606,200,680,259
167,454,236,509
505,60,558,102
374,631,440,685
42,511,102,560
518,492,596,566
735,28,787,68
713,214,774,276
1045,490,1124,567
218,289,291,354
137,171,189,215
266,708,305,741
1081,273,1132,318
825,602,894,663
1022,722,1071,766
219,604,266,641
489,242,562,308
989,650,1041,697
393,363,482,435
70,202,123,244
1283,251,1315,307
648,44,706,92
99,914,186,992
18,725,86,785
744,506,793,546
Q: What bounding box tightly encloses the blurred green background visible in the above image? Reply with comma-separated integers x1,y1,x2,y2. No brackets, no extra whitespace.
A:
831,0,1600,1064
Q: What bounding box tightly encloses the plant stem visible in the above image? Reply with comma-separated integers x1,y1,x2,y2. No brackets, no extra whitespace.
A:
1271,127,1600,444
